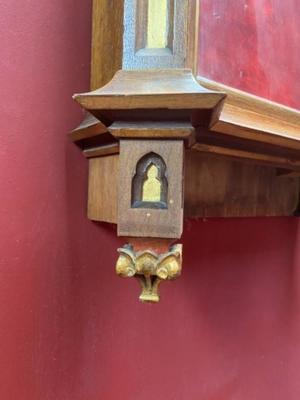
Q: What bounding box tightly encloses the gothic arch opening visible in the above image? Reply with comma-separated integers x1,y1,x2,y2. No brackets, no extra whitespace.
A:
131,152,168,209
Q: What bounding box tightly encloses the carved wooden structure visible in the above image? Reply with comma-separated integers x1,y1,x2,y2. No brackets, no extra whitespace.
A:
72,69,300,302
70,0,300,302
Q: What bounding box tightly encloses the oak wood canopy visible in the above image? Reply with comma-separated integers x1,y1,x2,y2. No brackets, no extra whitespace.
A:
71,0,300,224
69,0,300,302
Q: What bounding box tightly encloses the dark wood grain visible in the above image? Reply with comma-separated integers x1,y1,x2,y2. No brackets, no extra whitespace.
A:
88,155,119,223
184,150,299,218
118,140,184,238
90,0,124,90
87,151,299,223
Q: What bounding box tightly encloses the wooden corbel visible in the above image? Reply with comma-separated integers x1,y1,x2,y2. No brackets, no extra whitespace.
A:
72,69,300,302
73,69,225,302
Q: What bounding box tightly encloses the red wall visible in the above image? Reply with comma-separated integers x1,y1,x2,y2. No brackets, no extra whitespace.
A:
0,1,299,400
199,0,300,109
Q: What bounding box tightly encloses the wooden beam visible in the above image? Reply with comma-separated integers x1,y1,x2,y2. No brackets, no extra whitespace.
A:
198,76,300,151
83,143,119,158
192,143,300,171
91,0,124,90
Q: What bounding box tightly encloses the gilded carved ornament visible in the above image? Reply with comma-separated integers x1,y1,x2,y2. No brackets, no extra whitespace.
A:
116,244,182,302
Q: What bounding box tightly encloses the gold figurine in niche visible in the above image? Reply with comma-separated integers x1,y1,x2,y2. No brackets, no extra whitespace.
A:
142,164,161,202
131,152,168,209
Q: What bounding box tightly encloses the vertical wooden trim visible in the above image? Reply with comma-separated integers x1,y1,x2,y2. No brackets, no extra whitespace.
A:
167,0,175,51
135,0,148,51
185,0,200,74
90,0,200,86
90,0,124,90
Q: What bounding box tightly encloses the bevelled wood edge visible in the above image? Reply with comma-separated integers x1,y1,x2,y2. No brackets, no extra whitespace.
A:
198,76,300,151
83,143,119,158
69,112,108,142
71,70,300,172
74,69,226,111
87,152,299,222
192,143,300,171
109,121,196,146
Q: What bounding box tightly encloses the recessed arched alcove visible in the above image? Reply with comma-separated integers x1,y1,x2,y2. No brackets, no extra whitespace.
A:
131,152,168,209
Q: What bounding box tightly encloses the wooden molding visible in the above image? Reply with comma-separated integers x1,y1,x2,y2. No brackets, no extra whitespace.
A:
90,0,124,90
198,76,300,151
74,69,225,113
87,151,299,223
69,112,107,141
193,143,300,171
109,121,196,147
185,0,200,74
83,143,119,158
72,69,300,173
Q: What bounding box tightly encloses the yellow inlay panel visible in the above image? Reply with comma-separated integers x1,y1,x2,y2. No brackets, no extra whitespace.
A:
142,164,161,202
147,0,168,49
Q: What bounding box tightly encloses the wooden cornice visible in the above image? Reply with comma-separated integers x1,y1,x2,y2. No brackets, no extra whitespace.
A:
73,69,226,124
75,69,225,110
198,76,300,151
69,112,107,142
71,69,300,173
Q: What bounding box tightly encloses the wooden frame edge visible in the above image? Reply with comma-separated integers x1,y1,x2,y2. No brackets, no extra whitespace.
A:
198,76,300,151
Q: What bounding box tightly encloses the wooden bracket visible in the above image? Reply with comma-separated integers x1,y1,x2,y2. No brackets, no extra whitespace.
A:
72,69,300,302
72,69,226,302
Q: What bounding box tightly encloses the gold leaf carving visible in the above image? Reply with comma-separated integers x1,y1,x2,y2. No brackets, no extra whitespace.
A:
116,244,182,303
142,164,161,202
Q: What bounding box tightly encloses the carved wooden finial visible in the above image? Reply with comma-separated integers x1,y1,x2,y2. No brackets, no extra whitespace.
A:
116,244,182,302
72,68,300,303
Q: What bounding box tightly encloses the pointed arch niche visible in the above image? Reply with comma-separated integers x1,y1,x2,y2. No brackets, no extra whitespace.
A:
131,152,168,209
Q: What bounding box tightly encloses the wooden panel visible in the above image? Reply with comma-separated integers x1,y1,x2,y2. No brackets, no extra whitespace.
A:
69,112,107,142
87,150,299,223
118,140,184,238
184,150,299,218
88,155,119,223
91,0,124,90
